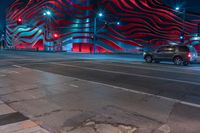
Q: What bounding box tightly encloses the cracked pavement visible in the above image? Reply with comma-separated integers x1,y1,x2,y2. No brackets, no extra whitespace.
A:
0,51,200,133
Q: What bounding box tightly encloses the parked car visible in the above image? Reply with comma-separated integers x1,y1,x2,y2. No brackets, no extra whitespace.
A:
143,45,198,65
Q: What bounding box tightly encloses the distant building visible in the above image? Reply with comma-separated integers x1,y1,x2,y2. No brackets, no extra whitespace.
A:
6,0,200,53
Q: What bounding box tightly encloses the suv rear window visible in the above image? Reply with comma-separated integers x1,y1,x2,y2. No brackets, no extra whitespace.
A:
188,46,197,53
178,46,189,52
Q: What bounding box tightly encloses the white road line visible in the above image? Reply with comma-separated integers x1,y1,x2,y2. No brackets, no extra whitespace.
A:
61,61,200,75
12,65,22,68
51,62,200,86
70,84,79,88
62,58,200,70
67,59,184,70
122,61,200,70
66,78,200,109
14,64,200,108
8,71,20,74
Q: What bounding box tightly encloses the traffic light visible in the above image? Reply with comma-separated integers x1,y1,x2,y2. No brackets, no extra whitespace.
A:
53,33,59,39
104,21,108,28
17,18,22,25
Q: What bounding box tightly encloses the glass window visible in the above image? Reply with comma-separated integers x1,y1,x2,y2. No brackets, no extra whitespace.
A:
157,47,166,52
178,46,189,52
157,46,174,52
165,46,175,52
188,46,197,53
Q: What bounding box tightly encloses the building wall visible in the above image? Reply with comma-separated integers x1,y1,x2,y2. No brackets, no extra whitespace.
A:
6,0,200,53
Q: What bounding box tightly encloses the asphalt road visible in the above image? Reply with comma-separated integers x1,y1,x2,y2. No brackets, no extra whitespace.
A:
1,50,200,133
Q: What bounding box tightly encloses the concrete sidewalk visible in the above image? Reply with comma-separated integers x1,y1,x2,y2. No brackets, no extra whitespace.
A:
0,100,50,133
0,99,138,133
1,65,200,133
0,64,180,133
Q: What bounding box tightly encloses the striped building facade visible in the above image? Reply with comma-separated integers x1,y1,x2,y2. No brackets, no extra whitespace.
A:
6,0,200,53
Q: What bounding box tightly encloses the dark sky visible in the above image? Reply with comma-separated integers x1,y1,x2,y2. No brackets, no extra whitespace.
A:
0,0,13,33
0,0,200,33
163,0,200,13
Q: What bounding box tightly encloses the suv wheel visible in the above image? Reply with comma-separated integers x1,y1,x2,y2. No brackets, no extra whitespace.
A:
173,56,183,65
145,55,153,63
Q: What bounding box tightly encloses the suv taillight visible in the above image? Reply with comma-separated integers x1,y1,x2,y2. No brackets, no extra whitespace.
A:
188,52,192,58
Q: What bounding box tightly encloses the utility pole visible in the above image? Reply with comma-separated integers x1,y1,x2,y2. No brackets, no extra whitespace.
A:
93,17,97,54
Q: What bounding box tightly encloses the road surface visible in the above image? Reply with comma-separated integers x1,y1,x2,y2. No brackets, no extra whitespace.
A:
0,50,200,133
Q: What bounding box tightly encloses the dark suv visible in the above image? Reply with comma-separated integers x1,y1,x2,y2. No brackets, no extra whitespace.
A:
143,45,198,65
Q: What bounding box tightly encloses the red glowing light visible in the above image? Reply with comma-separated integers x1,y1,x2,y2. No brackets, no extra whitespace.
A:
188,53,192,58
18,18,22,22
53,33,58,38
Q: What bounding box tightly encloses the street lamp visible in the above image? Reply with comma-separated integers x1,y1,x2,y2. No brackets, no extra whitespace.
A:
93,12,120,54
43,10,51,16
180,35,184,40
46,11,51,15
175,7,180,11
98,12,103,17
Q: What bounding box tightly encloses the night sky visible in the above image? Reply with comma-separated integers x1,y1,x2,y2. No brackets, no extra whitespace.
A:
163,0,200,13
0,0,200,33
0,0,13,33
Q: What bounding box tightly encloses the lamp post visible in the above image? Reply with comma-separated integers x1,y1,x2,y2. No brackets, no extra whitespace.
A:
93,12,120,54
43,10,52,38
175,6,186,43
43,10,52,51
93,12,103,54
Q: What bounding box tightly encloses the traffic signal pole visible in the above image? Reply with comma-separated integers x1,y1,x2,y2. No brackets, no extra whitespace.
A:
198,23,200,36
93,17,97,54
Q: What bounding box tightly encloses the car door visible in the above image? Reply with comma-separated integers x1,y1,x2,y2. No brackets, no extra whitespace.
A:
154,46,168,60
162,46,175,61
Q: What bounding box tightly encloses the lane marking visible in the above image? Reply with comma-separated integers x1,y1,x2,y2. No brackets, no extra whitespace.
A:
51,62,200,86
112,60,200,70
12,65,22,68
61,61,200,76
67,60,143,65
99,62,200,75
8,71,20,74
12,65,200,108
70,84,79,88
